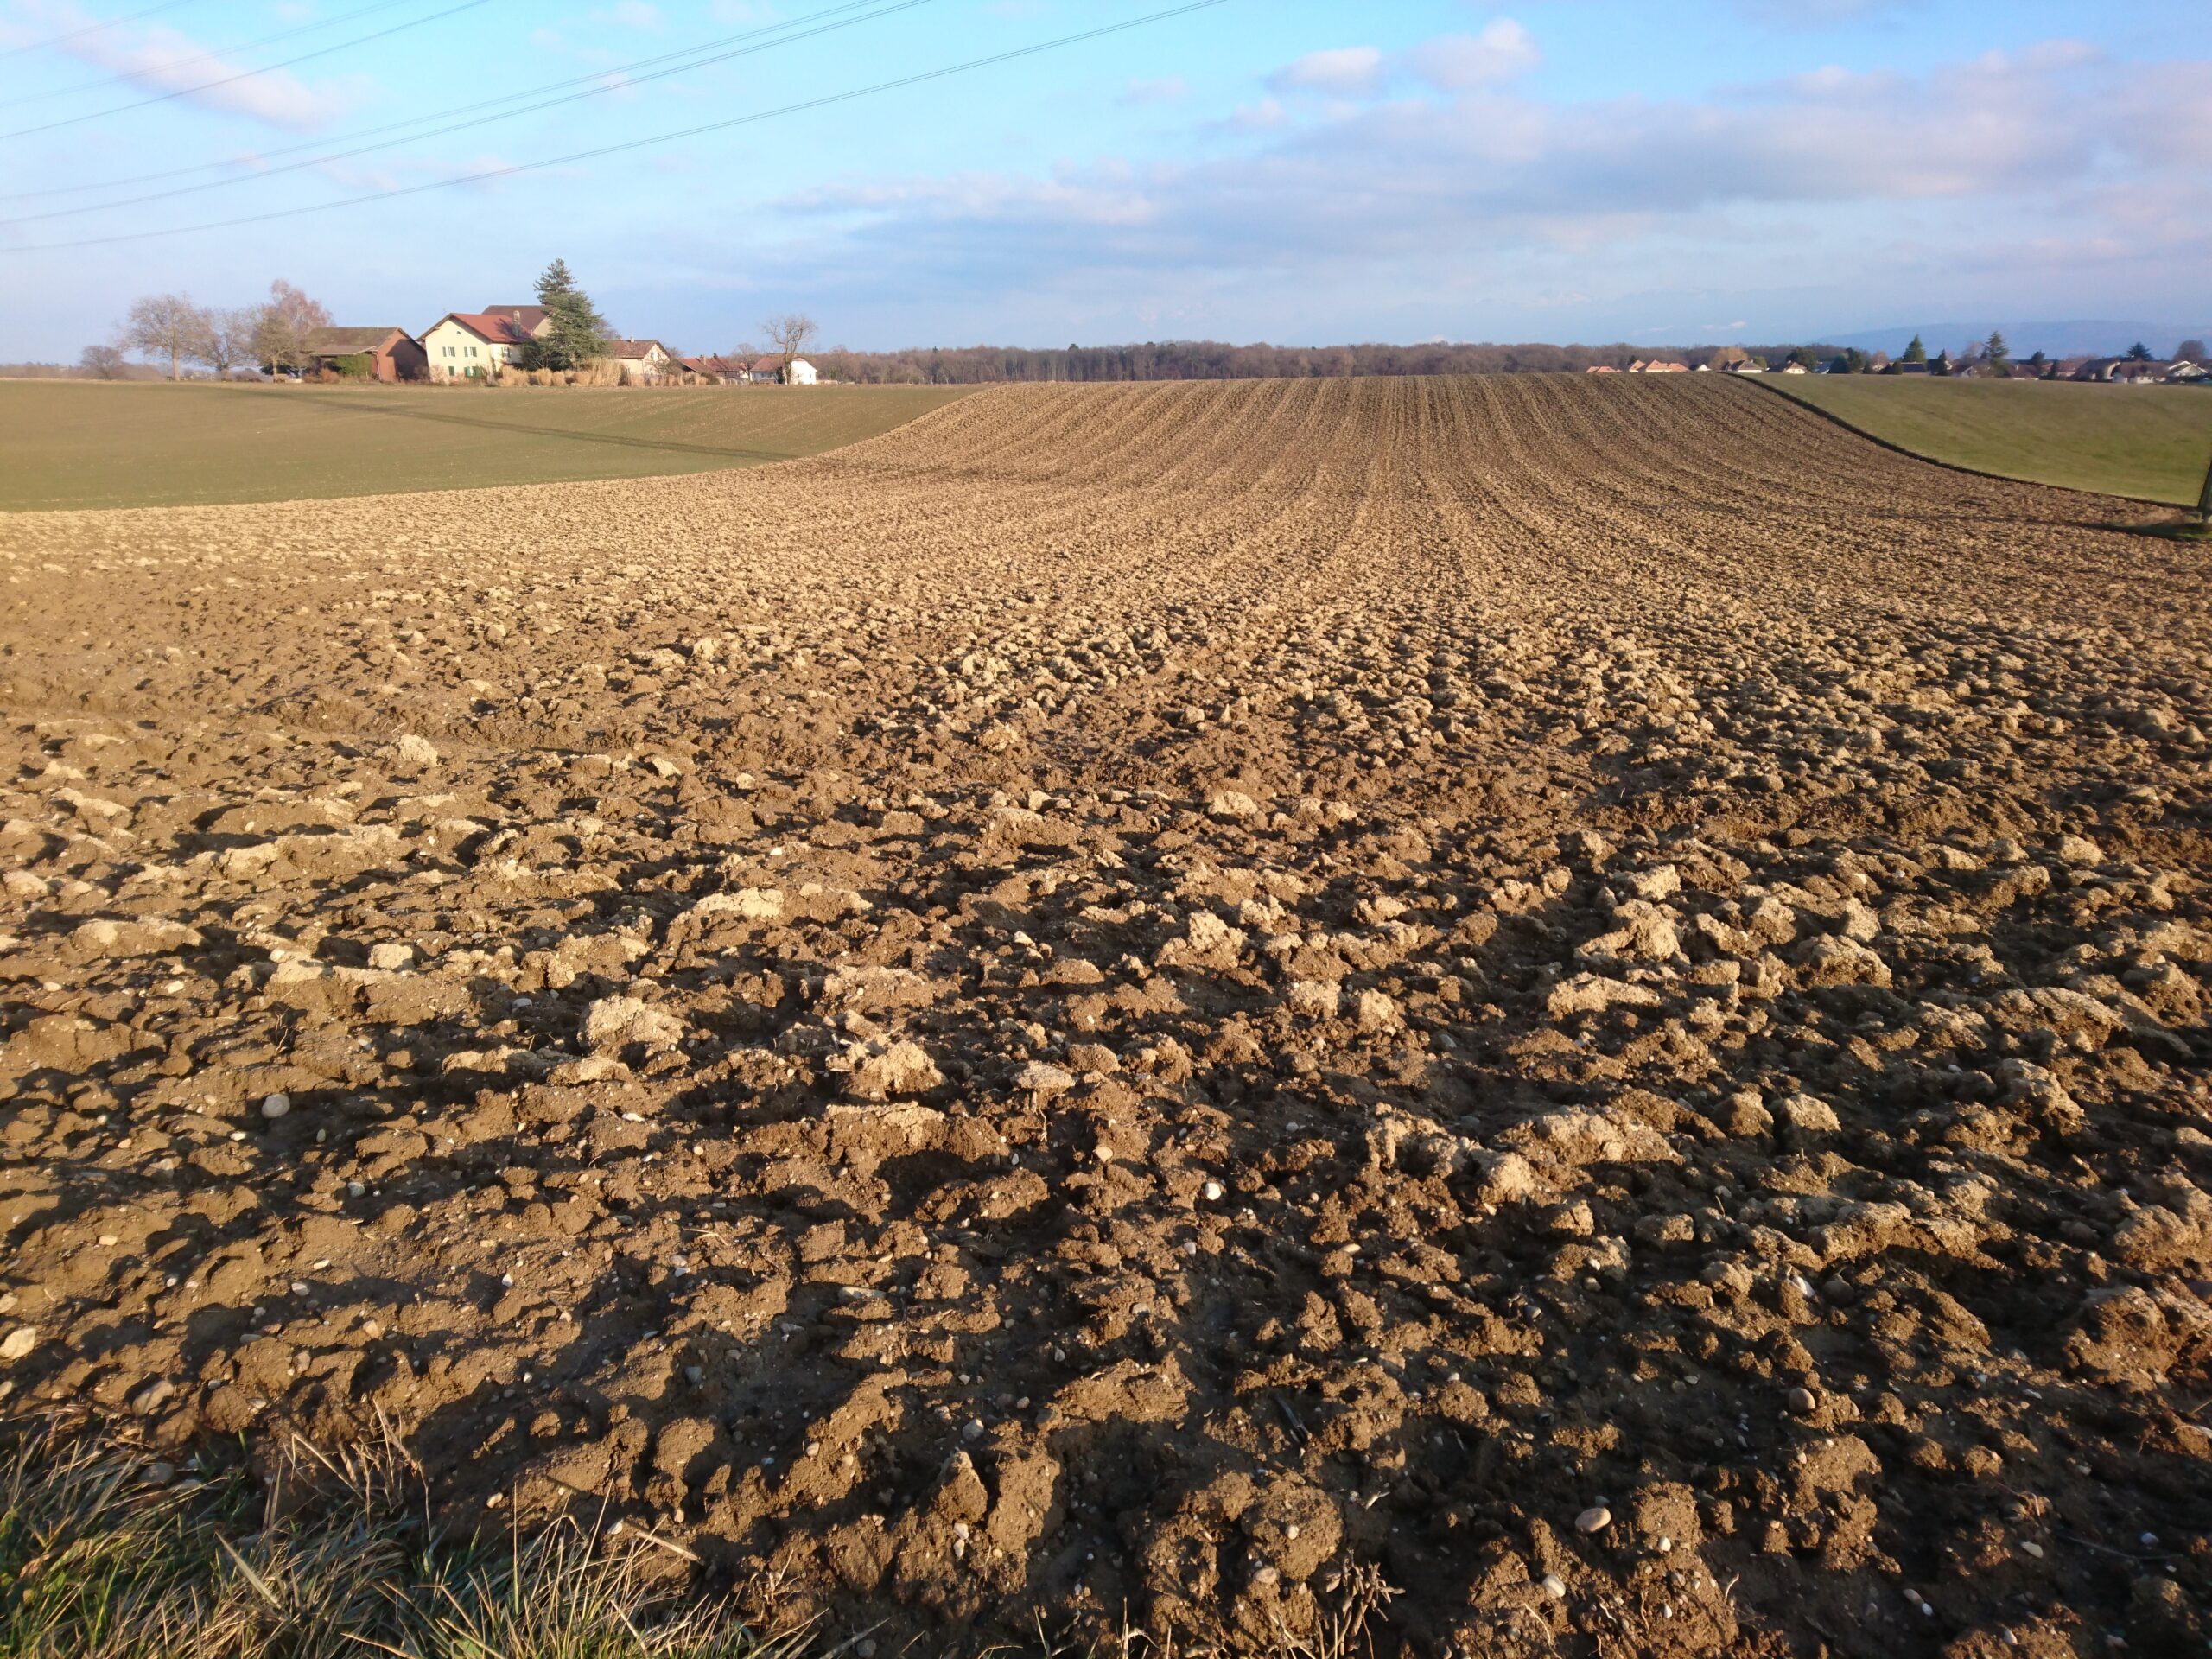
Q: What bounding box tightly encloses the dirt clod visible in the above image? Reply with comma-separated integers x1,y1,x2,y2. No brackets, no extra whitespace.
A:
2,375,2209,1656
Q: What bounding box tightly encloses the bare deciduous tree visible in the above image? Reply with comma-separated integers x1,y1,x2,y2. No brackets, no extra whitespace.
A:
122,292,213,380
79,343,126,379
250,279,332,377
200,306,257,378
760,313,817,384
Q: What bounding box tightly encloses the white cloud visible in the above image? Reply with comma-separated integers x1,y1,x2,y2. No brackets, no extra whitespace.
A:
1408,20,1541,90
721,40,2212,343
1268,23,1541,104
1225,97,1287,132
1122,76,1191,106
1268,46,1385,98
40,7,346,130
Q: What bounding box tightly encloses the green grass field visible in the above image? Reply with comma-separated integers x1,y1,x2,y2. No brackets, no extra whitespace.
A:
1768,374,2212,505
0,379,976,512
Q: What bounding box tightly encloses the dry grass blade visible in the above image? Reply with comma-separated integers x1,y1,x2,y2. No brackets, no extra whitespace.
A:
0,1424,816,1659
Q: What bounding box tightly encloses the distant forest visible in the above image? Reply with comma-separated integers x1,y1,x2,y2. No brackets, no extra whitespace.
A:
805,340,1843,385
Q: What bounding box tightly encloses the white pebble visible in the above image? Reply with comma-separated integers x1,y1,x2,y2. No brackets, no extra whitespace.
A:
1541,1573,1567,1600
260,1092,290,1120
1576,1505,1611,1535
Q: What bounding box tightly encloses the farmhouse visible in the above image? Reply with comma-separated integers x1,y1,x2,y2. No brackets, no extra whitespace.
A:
747,354,819,385
303,326,425,383
611,340,677,385
421,311,535,379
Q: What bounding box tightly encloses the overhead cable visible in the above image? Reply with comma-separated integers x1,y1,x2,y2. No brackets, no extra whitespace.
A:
3,0,1230,253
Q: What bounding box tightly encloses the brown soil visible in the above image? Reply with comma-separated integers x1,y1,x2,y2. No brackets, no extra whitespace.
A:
2,373,2209,1657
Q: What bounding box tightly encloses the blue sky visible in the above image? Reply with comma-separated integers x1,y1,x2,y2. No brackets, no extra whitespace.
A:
0,0,2205,360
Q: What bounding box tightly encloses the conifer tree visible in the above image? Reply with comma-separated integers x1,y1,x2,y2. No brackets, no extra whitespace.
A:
1903,334,1928,364
524,258,612,372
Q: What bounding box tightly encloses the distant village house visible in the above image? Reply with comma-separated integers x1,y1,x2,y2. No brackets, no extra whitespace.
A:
2073,357,2203,385
747,354,818,385
611,339,677,385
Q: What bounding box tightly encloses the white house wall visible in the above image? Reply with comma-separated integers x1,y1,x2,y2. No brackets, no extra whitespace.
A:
423,320,516,380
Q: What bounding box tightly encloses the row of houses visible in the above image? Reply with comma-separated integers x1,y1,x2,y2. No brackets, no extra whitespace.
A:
1585,355,1801,375
1587,348,2209,385
299,305,817,385
2063,357,2209,385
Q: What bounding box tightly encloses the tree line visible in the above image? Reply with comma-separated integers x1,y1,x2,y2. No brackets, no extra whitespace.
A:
788,331,2212,385
800,339,1849,385
80,281,332,380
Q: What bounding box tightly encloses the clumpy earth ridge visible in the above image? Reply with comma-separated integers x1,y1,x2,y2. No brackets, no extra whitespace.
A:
1,374,2209,1656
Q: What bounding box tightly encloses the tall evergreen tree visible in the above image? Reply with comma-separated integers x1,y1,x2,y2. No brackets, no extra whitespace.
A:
1902,334,1929,364
524,257,611,372
1985,331,2011,372
2126,340,2153,361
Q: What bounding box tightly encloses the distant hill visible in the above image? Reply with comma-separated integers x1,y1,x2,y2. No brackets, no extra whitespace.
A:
1822,321,2212,360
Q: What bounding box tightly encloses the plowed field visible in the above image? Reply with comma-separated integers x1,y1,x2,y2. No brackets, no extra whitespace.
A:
3,374,2209,1657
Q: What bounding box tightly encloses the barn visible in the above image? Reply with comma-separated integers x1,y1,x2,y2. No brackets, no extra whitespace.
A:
303,327,426,383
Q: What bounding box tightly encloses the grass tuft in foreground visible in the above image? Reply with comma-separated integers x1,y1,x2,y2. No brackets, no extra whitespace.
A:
1,1425,1405,1659
0,1423,810,1659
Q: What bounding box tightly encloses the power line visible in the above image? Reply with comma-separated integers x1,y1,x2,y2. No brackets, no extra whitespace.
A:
0,0,429,112
2,0,934,224
1,0,1230,252
0,0,903,200
0,0,197,60
0,0,493,141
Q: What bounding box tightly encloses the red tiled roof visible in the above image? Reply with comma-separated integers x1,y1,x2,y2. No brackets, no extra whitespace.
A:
612,339,668,359
433,311,535,346
483,304,547,333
